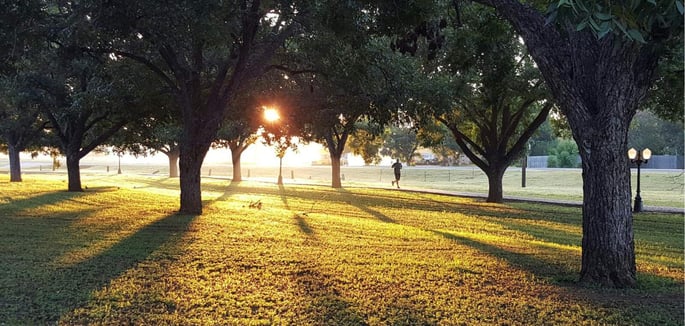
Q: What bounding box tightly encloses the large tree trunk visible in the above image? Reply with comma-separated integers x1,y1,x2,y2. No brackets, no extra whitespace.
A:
66,154,82,192
178,138,210,215
330,153,342,189
231,148,243,182
166,149,180,178
485,166,506,203
8,144,22,182
575,106,636,287
324,129,349,189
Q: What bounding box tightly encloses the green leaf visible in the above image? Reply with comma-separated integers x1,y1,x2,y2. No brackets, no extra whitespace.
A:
588,17,601,31
613,19,629,36
594,12,613,21
597,27,612,39
576,20,589,31
627,29,647,43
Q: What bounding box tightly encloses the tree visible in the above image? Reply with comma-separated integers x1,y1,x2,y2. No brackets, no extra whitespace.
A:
105,68,180,177
111,119,183,178
347,121,384,165
470,0,683,286
528,118,557,156
0,1,47,182
79,1,307,214
214,78,273,183
260,104,300,186
643,43,684,123
215,118,259,183
32,47,143,191
381,125,421,165
417,121,462,166
275,2,418,188
408,6,551,202
0,76,46,182
628,111,684,155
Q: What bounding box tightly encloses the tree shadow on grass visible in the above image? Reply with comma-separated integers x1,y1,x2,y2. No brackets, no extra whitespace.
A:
1,190,86,215
278,184,291,210
431,229,577,281
1,210,196,324
292,267,432,325
294,213,317,239
337,188,396,223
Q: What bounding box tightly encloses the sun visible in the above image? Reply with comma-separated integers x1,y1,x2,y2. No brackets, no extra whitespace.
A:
263,107,280,122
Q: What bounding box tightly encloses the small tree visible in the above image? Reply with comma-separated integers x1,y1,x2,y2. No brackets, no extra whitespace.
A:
415,6,552,202
381,125,421,166
33,51,140,191
347,122,384,165
214,79,272,182
0,76,46,182
260,105,299,186
417,121,461,166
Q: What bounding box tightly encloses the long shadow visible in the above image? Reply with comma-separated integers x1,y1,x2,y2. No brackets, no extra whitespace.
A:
431,229,577,280
294,213,316,238
218,183,554,223
337,188,396,223
278,184,291,210
216,182,316,238
292,266,431,325
213,180,242,202
0,207,98,323
3,212,196,324
431,230,684,323
1,190,86,215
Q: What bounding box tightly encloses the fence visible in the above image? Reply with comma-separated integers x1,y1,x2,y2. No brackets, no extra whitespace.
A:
527,155,684,169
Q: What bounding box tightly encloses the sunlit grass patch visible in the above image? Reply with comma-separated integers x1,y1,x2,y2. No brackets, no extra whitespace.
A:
0,175,682,325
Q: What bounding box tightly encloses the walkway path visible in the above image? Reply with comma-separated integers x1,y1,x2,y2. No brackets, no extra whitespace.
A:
394,186,684,215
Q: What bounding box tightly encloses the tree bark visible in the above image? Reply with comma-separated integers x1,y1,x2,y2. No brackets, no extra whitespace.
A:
330,153,342,189
324,129,349,189
575,104,636,287
178,142,207,215
8,144,22,182
485,166,506,203
166,149,180,178
66,154,82,192
231,149,243,182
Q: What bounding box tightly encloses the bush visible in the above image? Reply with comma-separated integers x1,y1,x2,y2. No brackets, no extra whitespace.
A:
548,139,580,168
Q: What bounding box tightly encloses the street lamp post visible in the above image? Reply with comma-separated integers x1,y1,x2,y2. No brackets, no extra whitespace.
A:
628,147,651,212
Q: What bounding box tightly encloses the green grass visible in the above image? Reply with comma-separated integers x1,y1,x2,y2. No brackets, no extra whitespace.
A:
0,174,683,325
13,159,683,208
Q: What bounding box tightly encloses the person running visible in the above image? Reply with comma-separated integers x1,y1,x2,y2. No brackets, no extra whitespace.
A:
391,159,402,188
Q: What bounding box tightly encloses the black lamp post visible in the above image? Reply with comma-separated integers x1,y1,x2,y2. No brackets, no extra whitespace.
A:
628,147,651,212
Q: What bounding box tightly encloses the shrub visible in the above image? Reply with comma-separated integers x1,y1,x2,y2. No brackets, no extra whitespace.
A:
548,139,580,168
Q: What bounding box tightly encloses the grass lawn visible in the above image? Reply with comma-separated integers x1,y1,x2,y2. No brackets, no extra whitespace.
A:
0,174,682,325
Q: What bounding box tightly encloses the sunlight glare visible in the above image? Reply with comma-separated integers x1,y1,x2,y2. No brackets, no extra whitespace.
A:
264,107,280,122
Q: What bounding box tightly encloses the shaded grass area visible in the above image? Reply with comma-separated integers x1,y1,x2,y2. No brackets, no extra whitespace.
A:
0,175,682,325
